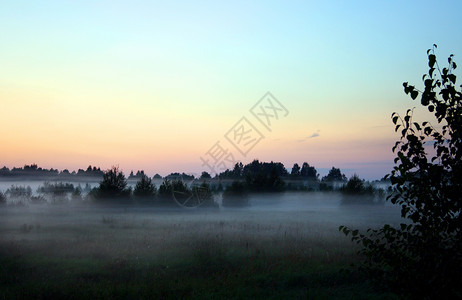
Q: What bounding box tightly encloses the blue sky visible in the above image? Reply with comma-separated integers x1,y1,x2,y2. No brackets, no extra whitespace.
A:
1,1,461,179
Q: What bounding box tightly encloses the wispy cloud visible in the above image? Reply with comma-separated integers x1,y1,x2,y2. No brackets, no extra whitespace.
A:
297,130,320,142
307,129,320,139
309,132,320,138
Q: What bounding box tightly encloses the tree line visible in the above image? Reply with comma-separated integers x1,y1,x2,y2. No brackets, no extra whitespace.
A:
0,163,386,207
1,160,359,184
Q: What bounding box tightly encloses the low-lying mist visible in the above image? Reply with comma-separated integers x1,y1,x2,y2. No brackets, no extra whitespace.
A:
0,190,404,298
0,191,402,258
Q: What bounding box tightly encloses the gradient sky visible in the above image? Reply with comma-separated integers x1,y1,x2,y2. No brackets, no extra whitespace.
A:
1,0,461,179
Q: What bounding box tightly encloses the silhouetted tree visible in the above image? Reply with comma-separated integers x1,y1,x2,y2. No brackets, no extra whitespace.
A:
165,172,194,180
157,179,177,205
300,162,318,180
239,160,287,192
95,166,131,200
200,171,211,179
291,163,301,177
60,169,71,177
232,162,244,178
339,174,376,204
322,167,347,182
342,174,366,194
340,46,462,299
0,166,10,177
133,174,157,200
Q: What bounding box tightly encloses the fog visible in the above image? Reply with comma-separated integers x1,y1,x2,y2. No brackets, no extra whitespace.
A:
0,184,406,299
0,186,402,260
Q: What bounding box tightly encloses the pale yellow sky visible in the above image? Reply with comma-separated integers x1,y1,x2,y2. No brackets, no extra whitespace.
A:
1,1,460,179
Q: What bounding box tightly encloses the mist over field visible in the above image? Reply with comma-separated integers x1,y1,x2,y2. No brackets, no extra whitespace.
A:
0,184,403,298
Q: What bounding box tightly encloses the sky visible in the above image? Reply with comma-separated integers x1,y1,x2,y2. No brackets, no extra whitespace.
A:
1,0,461,180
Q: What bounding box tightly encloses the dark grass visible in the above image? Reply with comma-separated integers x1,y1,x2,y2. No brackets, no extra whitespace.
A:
0,203,401,299
0,243,398,299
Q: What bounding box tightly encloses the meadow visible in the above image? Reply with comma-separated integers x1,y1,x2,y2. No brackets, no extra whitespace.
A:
0,192,401,299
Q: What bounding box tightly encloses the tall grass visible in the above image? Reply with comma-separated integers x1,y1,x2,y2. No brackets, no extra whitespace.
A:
0,204,399,299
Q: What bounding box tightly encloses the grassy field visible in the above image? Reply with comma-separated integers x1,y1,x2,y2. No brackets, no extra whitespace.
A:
0,197,401,299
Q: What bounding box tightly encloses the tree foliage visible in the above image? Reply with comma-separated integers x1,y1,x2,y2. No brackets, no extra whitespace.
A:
96,166,131,200
200,171,211,179
291,163,301,177
340,45,462,299
322,167,347,182
133,174,157,199
300,162,318,180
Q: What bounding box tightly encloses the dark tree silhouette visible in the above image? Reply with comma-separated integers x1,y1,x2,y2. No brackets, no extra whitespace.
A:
340,45,462,299
200,171,211,179
95,166,131,200
158,179,172,200
322,167,347,182
157,179,189,206
232,162,244,178
339,174,376,205
133,174,157,200
300,162,318,180
341,174,367,194
291,163,301,177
